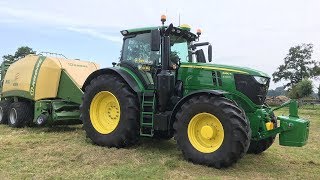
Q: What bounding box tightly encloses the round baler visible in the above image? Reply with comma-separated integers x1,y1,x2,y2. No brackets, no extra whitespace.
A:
0,54,99,127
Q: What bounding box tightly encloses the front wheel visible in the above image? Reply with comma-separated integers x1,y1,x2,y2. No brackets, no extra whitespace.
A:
80,74,140,147
173,95,251,168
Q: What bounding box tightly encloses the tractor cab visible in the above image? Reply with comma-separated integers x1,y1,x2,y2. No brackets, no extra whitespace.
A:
120,23,212,89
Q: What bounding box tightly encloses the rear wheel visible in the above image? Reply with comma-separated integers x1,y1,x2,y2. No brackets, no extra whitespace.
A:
0,100,11,124
80,74,140,147
8,102,33,128
247,113,277,154
174,95,251,168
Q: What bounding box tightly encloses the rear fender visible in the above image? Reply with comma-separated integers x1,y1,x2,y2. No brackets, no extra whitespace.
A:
82,67,143,93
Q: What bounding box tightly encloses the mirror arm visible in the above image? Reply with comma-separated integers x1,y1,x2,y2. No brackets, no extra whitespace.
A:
189,42,210,50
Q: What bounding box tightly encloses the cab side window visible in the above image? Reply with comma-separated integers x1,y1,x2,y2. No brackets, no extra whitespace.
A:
122,33,160,65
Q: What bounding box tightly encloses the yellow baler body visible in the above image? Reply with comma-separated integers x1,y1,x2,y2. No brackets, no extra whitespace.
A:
1,55,99,101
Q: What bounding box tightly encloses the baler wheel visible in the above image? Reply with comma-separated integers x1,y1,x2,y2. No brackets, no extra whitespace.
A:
80,74,140,147
247,113,277,154
36,114,49,126
8,102,33,128
0,100,11,124
173,95,251,168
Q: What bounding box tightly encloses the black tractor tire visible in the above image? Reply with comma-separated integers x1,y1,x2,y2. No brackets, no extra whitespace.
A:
80,74,140,148
247,113,277,154
173,95,251,168
8,102,33,128
0,100,11,124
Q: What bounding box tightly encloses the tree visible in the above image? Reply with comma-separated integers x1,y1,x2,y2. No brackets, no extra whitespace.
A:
2,46,36,62
318,84,320,99
288,79,313,99
311,62,320,79
272,44,317,88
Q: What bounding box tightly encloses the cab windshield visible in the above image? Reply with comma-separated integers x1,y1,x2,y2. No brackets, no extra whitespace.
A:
122,33,191,65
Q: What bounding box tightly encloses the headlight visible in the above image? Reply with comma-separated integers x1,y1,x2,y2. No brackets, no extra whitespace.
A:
253,76,269,85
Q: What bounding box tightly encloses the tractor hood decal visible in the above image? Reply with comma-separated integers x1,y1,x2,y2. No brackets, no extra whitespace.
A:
180,64,248,74
180,63,270,78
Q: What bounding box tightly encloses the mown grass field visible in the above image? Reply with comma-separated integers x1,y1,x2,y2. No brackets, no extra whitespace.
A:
0,105,319,179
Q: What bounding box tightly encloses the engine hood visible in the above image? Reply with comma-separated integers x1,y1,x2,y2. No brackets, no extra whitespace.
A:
180,62,270,78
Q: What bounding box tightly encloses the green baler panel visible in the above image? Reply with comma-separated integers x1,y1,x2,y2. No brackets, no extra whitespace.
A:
34,100,81,125
57,70,83,104
51,100,80,122
278,116,310,147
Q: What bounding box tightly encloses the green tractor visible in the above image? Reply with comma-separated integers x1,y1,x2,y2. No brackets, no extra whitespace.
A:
80,17,309,168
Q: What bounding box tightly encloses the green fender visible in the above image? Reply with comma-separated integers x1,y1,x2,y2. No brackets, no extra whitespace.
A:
82,67,144,93
169,90,229,125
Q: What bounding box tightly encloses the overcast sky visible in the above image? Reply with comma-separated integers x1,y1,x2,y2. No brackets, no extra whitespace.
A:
0,0,319,89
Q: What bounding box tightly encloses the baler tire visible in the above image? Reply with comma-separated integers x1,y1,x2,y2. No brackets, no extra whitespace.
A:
80,74,140,148
0,100,11,124
8,102,33,128
247,113,277,154
36,114,49,127
173,95,251,168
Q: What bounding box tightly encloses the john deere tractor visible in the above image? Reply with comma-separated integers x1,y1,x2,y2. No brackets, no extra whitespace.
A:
80,16,309,168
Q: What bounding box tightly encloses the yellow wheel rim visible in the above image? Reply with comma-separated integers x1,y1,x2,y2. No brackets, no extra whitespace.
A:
188,113,224,153
90,91,120,134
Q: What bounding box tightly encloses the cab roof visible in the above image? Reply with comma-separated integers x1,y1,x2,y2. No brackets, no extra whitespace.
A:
120,26,198,41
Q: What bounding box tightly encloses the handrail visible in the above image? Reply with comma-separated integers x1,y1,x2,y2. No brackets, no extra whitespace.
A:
38,52,67,59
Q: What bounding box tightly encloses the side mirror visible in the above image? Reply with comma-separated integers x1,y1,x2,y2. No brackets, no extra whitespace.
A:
208,44,212,62
151,29,160,51
195,49,206,63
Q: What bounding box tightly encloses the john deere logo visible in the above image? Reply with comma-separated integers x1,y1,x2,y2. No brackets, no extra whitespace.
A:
30,56,45,97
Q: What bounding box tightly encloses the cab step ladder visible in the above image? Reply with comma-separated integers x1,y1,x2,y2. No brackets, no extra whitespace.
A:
140,90,155,137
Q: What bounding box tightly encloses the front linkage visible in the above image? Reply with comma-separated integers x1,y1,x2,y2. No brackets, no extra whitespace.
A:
255,100,310,147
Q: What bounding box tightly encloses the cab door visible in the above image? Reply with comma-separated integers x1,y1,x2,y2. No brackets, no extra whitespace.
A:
121,33,160,89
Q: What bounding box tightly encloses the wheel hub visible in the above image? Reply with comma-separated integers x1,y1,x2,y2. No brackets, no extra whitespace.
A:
200,125,216,139
106,103,119,120
9,108,17,125
0,107,3,122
